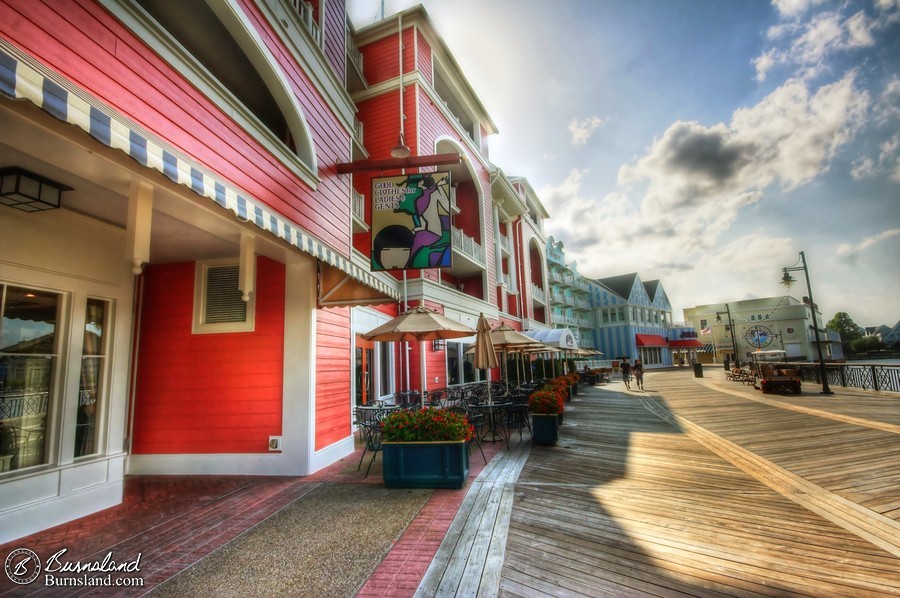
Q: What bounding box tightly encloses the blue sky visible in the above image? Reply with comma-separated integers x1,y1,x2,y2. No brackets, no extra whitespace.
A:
350,0,900,328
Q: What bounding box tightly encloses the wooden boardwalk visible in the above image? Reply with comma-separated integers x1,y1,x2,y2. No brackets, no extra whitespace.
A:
420,369,900,597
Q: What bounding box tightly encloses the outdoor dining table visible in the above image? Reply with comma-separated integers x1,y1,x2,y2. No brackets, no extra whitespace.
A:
469,402,511,443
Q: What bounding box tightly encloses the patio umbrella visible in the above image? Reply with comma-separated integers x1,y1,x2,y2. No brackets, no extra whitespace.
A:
519,343,560,381
490,323,543,391
363,301,475,405
472,313,499,403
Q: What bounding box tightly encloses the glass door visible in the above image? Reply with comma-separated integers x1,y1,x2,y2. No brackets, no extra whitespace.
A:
355,335,375,405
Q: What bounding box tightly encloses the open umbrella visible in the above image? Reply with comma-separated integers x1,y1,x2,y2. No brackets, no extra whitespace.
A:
473,313,499,403
490,323,543,391
363,301,475,406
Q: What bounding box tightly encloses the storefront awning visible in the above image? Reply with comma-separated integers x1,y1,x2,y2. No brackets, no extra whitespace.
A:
635,334,668,347
0,41,399,308
699,344,715,353
318,262,395,307
669,339,703,348
523,328,579,350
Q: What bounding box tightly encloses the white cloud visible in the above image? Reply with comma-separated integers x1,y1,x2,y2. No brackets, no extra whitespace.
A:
568,116,607,145
836,228,900,256
891,158,900,182
753,50,777,82
772,0,827,18
754,5,881,81
619,72,869,210
851,157,876,179
875,77,900,121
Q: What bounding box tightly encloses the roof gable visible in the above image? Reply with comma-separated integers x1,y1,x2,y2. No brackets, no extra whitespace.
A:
597,273,638,300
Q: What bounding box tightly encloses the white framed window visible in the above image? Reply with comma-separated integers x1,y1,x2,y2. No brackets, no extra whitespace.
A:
192,260,255,334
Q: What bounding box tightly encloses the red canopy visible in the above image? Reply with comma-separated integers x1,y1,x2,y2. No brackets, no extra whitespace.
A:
635,334,668,347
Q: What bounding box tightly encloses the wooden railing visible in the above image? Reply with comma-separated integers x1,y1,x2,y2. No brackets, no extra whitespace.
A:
290,0,322,46
451,227,484,263
351,189,365,221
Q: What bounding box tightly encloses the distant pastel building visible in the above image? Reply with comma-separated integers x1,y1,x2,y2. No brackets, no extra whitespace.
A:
683,296,844,365
545,236,595,350
591,273,684,367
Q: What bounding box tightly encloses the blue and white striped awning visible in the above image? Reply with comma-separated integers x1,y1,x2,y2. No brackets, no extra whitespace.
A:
0,40,398,305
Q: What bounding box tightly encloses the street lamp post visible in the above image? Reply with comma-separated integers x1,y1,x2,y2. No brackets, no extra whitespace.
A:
715,304,739,369
781,250,833,395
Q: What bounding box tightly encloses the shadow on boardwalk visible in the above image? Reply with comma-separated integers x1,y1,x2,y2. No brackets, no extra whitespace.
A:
494,371,900,597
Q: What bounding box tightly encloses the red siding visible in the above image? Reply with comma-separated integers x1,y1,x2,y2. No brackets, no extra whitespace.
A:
357,93,405,162
315,307,352,450
416,29,432,85
361,35,398,85
132,258,285,454
1,0,353,254
454,180,480,242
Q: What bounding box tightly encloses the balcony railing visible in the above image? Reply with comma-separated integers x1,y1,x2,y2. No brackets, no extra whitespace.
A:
575,280,591,292
550,271,563,283
576,316,594,328
354,118,364,144
531,284,546,303
451,227,484,263
352,189,365,221
291,0,322,46
498,233,510,254
346,23,363,73
575,299,592,310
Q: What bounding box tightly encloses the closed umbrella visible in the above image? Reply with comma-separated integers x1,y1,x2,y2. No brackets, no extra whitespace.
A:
363,301,475,405
473,313,499,403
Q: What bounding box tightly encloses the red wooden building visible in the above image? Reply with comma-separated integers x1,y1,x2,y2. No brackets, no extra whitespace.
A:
0,0,552,542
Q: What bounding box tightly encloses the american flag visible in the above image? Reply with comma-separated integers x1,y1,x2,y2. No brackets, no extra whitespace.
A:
700,327,711,335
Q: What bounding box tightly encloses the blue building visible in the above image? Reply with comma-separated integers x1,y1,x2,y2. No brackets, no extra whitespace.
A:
591,273,692,368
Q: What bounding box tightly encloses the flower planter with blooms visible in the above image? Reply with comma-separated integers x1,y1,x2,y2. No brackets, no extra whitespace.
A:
547,377,572,401
529,389,564,446
567,373,580,395
380,408,472,489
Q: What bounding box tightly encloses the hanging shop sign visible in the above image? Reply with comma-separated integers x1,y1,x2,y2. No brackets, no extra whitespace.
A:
371,172,453,271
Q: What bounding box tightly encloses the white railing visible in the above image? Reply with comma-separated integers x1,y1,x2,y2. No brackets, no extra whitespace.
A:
451,227,484,263
497,272,508,286
575,280,591,292
291,0,322,46
346,20,363,72
499,233,510,253
531,284,546,303
351,189,365,221
575,299,592,310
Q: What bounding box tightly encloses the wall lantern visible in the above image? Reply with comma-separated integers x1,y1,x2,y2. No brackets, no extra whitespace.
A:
432,339,445,351
0,168,71,212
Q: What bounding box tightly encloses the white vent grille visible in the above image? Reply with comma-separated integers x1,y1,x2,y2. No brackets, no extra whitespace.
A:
204,265,246,324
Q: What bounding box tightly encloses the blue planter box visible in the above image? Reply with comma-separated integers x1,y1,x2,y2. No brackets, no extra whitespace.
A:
532,414,559,446
382,441,470,489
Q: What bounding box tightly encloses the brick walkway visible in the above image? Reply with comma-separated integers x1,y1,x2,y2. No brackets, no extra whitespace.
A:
0,437,504,596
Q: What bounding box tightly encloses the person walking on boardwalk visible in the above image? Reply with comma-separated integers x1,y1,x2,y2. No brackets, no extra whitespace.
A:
620,357,633,390
633,358,645,390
